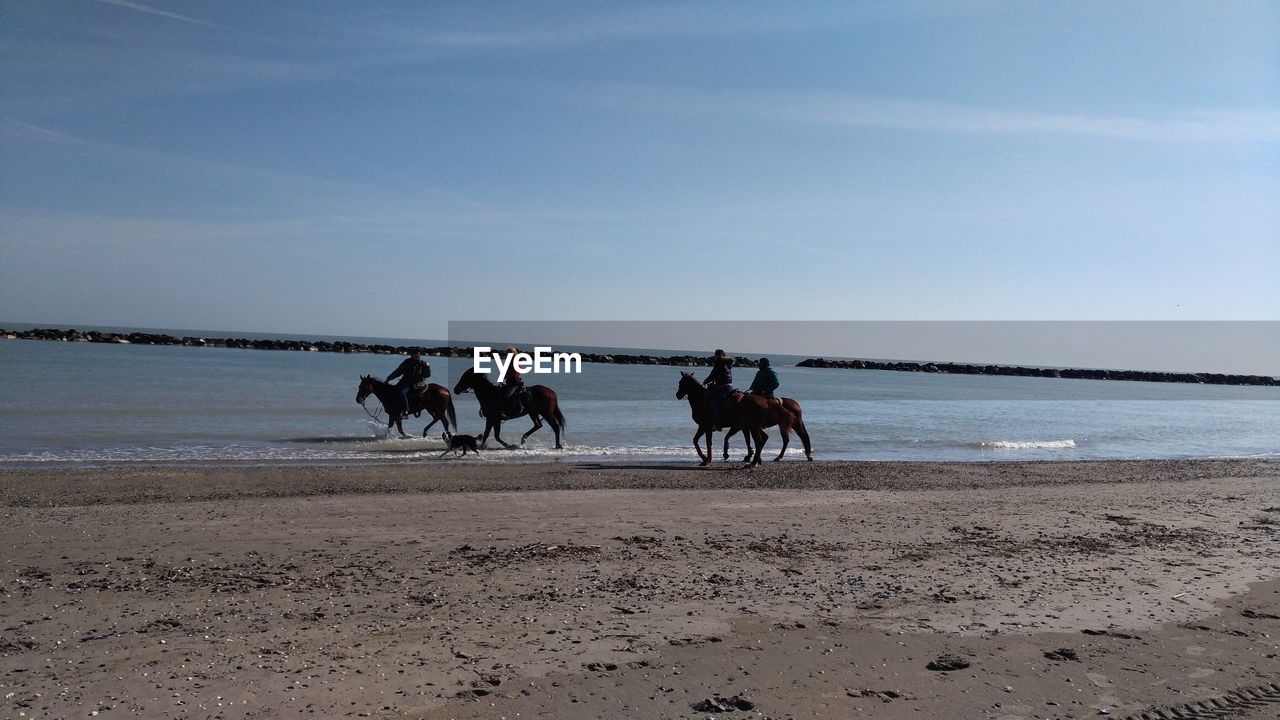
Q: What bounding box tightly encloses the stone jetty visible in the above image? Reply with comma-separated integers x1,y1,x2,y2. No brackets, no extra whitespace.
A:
0,327,752,367
796,357,1278,386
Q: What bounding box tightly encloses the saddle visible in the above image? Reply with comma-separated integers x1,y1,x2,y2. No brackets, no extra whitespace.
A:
404,385,429,416
499,385,533,420
703,389,742,429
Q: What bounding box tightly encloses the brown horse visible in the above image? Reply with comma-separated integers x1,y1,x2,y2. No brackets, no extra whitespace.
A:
676,372,810,465
453,367,566,449
356,376,457,439
722,396,813,463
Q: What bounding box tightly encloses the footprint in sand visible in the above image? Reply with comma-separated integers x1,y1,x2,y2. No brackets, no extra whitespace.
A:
1086,672,1111,687
1188,667,1214,679
1185,645,1205,656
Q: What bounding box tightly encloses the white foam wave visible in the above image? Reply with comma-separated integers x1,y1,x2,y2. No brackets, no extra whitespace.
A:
0,442,696,465
978,439,1077,450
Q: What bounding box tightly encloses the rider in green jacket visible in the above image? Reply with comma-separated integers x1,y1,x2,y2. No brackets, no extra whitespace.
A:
747,357,780,399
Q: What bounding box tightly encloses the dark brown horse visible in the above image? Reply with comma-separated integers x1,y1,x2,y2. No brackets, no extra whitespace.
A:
722,396,813,463
453,367,566,449
356,376,457,439
676,372,811,465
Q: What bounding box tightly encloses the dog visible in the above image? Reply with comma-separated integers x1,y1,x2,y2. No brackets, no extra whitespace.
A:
440,431,481,457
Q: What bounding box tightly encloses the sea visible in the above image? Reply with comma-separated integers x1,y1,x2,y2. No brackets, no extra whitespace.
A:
1,326,1277,467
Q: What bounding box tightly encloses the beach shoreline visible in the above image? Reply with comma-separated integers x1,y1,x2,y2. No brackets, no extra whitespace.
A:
2,458,1277,507
2,459,1278,718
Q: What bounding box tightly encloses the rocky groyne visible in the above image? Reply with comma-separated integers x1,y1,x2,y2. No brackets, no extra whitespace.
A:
7,327,1269,384
0,327,752,367
796,357,1278,386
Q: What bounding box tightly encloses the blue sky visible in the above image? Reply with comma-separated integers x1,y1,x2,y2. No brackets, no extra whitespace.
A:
1,0,1277,339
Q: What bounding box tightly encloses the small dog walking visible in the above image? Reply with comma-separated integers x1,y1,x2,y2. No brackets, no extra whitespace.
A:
440,431,481,457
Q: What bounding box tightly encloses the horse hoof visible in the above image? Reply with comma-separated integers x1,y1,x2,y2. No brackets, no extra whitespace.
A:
699,460,710,467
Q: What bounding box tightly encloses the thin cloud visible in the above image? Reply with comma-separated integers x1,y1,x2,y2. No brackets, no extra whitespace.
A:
92,0,229,30
782,96,1280,143
359,3,840,56
0,116,81,143
596,84,1280,143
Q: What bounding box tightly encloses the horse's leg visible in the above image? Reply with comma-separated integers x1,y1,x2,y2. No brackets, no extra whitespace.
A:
749,428,767,465
479,418,493,447
774,423,791,462
550,412,563,449
692,427,709,464
737,424,753,463
722,427,738,462
393,415,410,439
520,412,543,446
425,398,447,435
421,414,440,437
705,428,715,465
491,420,514,449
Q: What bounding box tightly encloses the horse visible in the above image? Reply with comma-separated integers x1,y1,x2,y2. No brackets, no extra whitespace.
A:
676,372,812,465
356,376,457,439
453,367,566,449
721,396,812,463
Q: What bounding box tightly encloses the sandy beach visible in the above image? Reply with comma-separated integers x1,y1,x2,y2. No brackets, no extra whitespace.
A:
2,460,1278,719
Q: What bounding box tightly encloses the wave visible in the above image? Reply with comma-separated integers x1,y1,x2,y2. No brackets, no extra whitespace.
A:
976,439,1077,450
0,442,696,465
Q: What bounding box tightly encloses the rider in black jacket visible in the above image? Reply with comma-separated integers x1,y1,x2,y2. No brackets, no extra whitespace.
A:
703,349,734,428
387,349,431,416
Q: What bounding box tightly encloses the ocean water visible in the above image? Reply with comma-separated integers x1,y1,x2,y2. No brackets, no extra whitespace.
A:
0,337,1277,466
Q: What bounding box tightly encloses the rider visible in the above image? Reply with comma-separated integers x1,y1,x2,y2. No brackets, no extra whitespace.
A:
703,349,735,428
386,349,430,417
500,345,526,412
747,357,780,399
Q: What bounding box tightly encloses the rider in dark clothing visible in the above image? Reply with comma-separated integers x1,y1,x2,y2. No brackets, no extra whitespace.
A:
747,357,780,399
387,349,430,416
501,346,525,413
703,349,735,428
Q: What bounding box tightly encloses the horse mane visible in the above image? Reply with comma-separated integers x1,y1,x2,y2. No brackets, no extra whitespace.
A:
678,372,705,394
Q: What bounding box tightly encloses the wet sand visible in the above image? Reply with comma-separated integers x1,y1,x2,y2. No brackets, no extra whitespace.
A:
2,460,1278,718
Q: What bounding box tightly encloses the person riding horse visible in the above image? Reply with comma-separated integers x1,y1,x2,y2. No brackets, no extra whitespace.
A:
704,349,735,428
499,346,531,418
386,349,430,417
747,357,780,399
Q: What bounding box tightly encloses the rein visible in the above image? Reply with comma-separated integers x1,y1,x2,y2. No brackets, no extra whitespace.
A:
359,397,385,422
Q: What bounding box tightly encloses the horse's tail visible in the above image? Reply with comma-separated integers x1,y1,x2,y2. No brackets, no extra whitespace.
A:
785,398,812,458
446,394,458,433
553,404,567,432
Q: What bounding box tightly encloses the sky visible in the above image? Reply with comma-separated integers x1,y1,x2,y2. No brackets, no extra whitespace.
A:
1,1,1278,343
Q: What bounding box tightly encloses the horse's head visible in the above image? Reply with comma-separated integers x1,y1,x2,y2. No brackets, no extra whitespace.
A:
453,367,475,395
356,375,375,404
676,371,700,400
